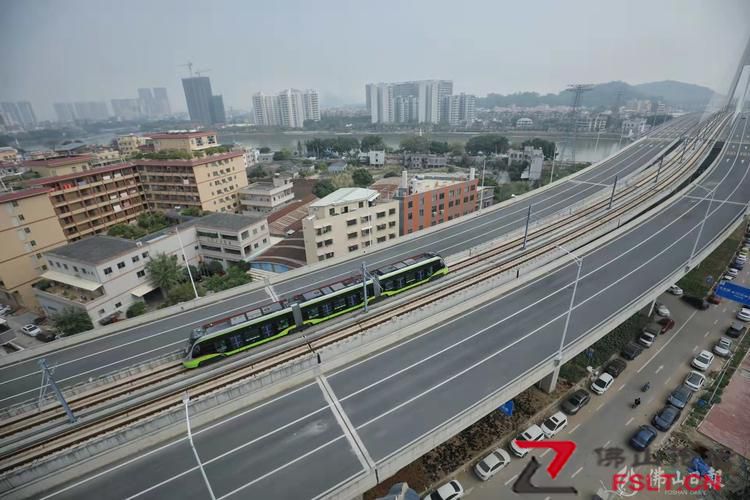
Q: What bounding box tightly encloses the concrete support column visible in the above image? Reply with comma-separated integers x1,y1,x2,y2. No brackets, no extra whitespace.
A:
537,366,560,394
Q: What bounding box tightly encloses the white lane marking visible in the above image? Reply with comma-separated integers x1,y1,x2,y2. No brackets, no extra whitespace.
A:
571,466,584,479
317,376,374,472
704,331,711,337
723,307,727,313
664,376,672,385
617,384,626,391
541,449,551,458
595,402,605,412
265,285,279,303
603,440,611,448
505,474,519,486
655,365,664,374
693,345,699,352
626,417,634,426
713,319,719,325
568,423,581,434
637,312,696,373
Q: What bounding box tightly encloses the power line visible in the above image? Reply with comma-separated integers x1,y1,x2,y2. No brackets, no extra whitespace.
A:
566,84,593,166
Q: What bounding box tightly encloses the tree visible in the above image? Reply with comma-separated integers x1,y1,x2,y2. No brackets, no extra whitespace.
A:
146,254,184,299
165,282,200,305
203,265,252,293
108,224,148,240
273,149,293,161
313,180,336,198
248,165,265,179
465,134,510,155
52,307,94,336
181,207,202,217
201,260,224,277
429,141,450,155
351,168,373,187
259,146,271,153
449,143,465,156
183,265,200,282
361,135,385,152
400,136,430,153
331,172,354,189
383,170,401,178
126,302,146,318
521,138,556,160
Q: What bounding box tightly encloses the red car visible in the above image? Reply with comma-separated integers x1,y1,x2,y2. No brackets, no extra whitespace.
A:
658,318,675,334
707,294,722,305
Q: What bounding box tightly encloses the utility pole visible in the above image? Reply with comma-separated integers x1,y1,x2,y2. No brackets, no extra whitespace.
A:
522,205,532,249
38,359,76,423
566,84,594,167
362,262,370,313
175,227,199,300
608,175,618,210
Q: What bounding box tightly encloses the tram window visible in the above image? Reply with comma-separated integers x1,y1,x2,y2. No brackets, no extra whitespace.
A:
416,269,425,281
347,293,360,307
321,302,333,316
333,296,346,310
192,344,201,356
214,340,228,353
396,277,405,288
242,326,261,343
229,334,242,350
383,279,395,291
277,317,290,330
306,306,319,319
261,323,274,337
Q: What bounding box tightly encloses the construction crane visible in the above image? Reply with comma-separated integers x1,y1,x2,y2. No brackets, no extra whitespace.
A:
179,61,194,77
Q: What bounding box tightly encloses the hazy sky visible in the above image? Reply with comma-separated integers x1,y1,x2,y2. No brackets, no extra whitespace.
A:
1,0,749,120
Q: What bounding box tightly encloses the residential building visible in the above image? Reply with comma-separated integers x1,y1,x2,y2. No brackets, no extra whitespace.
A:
367,150,385,166
73,101,110,121
366,80,452,124
138,88,156,117
90,149,123,168
210,95,226,124
302,187,399,264
53,102,77,123
0,188,67,309
111,98,143,121
239,175,295,215
136,150,248,213
0,147,18,163
0,102,22,128
253,89,320,127
24,155,94,177
34,212,270,323
622,118,649,136
182,76,214,125
150,131,219,153
402,154,447,169
395,169,479,235
508,146,544,181
516,117,533,128
0,102,35,129
153,87,171,117
16,101,37,128
116,134,150,156
441,93,477,125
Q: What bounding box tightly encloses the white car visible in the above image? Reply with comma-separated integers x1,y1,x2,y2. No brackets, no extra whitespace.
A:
591,372,614,395
21,324,41,337
509,424,545,457
723,274,735,281
423,480,464,500
474,448,511,481
713,338,732,358
726,268,739,278
691,350,715,371
736,308,750,321
655,304,670,318
0,305,11,316
540,411,568,437
638,332,656,348
685,371,706,391
736,255,748,264
667,285,684,296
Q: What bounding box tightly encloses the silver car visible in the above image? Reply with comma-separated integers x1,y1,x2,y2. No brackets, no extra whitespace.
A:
474,448,511,481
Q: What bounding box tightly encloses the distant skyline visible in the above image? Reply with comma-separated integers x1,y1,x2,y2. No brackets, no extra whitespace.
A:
1,0,749,121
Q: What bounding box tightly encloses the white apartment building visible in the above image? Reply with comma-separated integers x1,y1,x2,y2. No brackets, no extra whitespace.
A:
302,188,399,264
366,80,452,124
116,134,150,156
441,93,477,126
253,89,320,128
239,175,295,215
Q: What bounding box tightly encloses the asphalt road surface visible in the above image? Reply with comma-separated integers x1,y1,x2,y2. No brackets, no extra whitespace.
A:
0,115,699,410
35,114,749,499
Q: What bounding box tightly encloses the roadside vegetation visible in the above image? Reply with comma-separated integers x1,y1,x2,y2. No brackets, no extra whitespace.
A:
51,307,94,336
678,224,744,297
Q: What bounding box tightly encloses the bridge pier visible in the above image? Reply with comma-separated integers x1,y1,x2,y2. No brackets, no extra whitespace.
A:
537,366,560,394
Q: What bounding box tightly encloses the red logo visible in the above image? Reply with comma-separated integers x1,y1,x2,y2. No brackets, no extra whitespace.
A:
513,440,578,494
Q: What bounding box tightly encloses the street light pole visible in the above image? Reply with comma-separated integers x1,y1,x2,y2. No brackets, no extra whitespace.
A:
479,158,487,211
689,186,716,265
556,245,583,366
175,227,199,300
183,393,216,500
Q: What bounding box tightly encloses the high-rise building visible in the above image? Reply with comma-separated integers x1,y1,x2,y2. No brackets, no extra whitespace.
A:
366,80,452,124
53,102,77,123
152,87,171,116
111,98,143,121
73,101,109,121
137,88,155,117
0,103,23,128
15,102,37,128
182,76,214,125
441,93,476,126
210,95,226,124
252,89,320,128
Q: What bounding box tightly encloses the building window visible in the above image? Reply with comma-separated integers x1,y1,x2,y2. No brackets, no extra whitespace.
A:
325,252,334,259
408,201,413,208
62,263,68,269
132,255,140,263
376,211,386,219
137,270,145,278
98,309,105,316
11,201,18,207
73,266,79,272
389,233,396,239
346,219,357,226
241,231,249,239
117,262,126,269
317,241,323,248
30,240,36,247
104,267,112,275
348,232,357,239
24,227,31,234
18,214,25,221
348,244,359,252
389,208,396,215
142,251,149,258
377,236,386,243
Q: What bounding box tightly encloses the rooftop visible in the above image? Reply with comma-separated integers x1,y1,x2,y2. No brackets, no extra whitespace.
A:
24,155,94,168
196,212,266,232
26,162,137,186
0,187,53,204
134,151,243,166
150,131,217,140
45,235,139,265
310,187,378,207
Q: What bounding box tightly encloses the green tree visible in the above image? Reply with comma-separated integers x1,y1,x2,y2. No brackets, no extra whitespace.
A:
449,142,465,156
315,161,328,172
331,172,354,189
465,134,510,155
248,165,265,178
273,149,293,161
136,212,169,232
107,224,147,240
201,260,224,276
183,265,200,282
351,168,373,187
313,179,337,198
146,254,184,299
165,282,200,305
429,141,450,154
181,207,202,217
126,302,146,318
203,265,252,293
521,138,556,160
52,307,94,336
400,135,430,153
383,170,401,178
361,135,385,152
259,146,271,153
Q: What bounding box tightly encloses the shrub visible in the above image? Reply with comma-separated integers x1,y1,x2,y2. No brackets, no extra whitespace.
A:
126,302,146,318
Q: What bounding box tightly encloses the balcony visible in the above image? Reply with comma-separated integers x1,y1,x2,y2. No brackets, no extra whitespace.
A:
34,271,105,305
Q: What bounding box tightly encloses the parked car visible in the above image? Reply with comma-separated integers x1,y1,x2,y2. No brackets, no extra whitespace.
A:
726,268,739,278
474,449,511,481
685,371,707,391
655,303,670,317
653,405,682,431
0,304,12,316
591,372,615,395
682,295,710,310
736,308,750,322
621,341,644,360
733,259,745,270
21,324,41,337
629,425,658,451
423,480,464,500
509,425,545,457
707,293,722,305
713,338,732,358
36,331,56,343
723,274,735,281
540,412,568,437
667,385,694,409
658,318,676,334
604,359,627,378
667,285,683,296
561,389,591,415
691,350,715,371
726,321,746,338
32,316,48,326
639,331,656,348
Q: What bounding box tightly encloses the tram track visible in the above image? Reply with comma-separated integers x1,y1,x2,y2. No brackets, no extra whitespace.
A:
0,114,727,476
